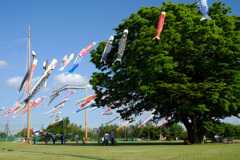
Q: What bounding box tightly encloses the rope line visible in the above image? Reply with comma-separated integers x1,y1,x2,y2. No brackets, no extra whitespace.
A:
0,38,27,53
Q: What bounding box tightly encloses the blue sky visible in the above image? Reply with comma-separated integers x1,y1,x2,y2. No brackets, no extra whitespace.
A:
0,0,239,134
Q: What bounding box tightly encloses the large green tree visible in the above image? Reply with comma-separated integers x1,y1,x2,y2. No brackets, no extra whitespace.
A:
90,2,240,143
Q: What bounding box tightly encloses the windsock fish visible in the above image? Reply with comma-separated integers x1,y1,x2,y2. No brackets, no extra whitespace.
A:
51,85,89,95
157,116,171,127
12,130,20,136
46,92,61,107
113,29,128,65
42,104,64,116
50,111,61,118
105,116,120,124
103,111,114,115
81,100,97,109
46,85,88,107
76,94,95,105
101,36,114,64
15,59,58,113
13,98,41,118
199,0,212,21
74,100,96,113
88,107,98,112
61,55,68,66
5,104,21,117
102,101,121,115
62,91,75,99
51,108,62,115
0,108,11,116
74,42,96,64
79,94,97,108
68,42,96,74
53,99,69,108
138,114,154,128
49,118,63,125
32,96,46,109
18,51,36,93
0,107,5,111
152,12,166,40
117,119,133,131
102,107,113,115
59,53,74,71
14,59,38,107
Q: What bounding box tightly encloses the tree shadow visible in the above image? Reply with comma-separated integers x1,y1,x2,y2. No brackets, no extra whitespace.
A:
21,151,104,160
35,141,184,147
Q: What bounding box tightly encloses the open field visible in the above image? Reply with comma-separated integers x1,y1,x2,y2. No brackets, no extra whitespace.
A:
1,141,240,160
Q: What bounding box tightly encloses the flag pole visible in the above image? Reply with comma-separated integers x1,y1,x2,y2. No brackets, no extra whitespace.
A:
27,24,31,144
85,73,88,141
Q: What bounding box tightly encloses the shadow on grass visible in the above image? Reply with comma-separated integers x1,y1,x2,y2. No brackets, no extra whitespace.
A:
21,151,104,160
34,141,184,147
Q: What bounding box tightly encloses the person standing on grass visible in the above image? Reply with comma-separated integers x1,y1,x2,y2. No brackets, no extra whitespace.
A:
75,134,79,144
45,133,49,144
33,133,37,144
110,129,114,146
82,138,85,144
52,133,56,144
63,134,67,144
104,132,109,146
102,136,104,145
60,133,64,144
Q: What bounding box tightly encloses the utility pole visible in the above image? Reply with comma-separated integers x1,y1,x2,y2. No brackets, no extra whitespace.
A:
27,24,31,144
85,73,88,140
4,119,10,137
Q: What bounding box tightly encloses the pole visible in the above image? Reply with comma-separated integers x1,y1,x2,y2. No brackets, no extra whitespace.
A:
85,73,88,140
27,24,31,144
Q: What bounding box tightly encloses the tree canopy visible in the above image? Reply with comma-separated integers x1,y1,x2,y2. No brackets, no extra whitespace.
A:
90,1,240,143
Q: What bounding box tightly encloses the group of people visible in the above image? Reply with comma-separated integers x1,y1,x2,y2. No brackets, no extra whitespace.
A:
33,133,62,145
74,134,85,144
33,129,116,146
102,129,115,146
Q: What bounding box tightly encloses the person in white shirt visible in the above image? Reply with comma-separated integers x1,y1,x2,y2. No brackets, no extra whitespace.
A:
75,134,79,143
102,137,104,145
104,132,109,146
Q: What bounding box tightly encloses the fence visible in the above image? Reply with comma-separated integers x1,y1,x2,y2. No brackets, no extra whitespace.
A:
0,136,22,142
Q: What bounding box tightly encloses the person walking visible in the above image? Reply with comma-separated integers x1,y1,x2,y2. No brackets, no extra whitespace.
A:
75,134,79,144
45,133,49,144
52,133,56,144
110,129,114,146
104,132,109,146
33,133,37,144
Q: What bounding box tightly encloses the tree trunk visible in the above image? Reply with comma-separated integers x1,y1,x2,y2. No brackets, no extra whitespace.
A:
192,113,200,143
182,117,193,143
182,115,202,144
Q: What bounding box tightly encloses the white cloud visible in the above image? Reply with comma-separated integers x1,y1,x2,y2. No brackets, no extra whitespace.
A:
0,60,7,68
6,76,41,89
52,73,86,89
6,76,22,88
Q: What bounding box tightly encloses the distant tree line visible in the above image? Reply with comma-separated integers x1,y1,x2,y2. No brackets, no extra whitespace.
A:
13,117,240,141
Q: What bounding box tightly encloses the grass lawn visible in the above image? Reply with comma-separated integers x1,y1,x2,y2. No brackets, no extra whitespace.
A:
1,140,240,160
